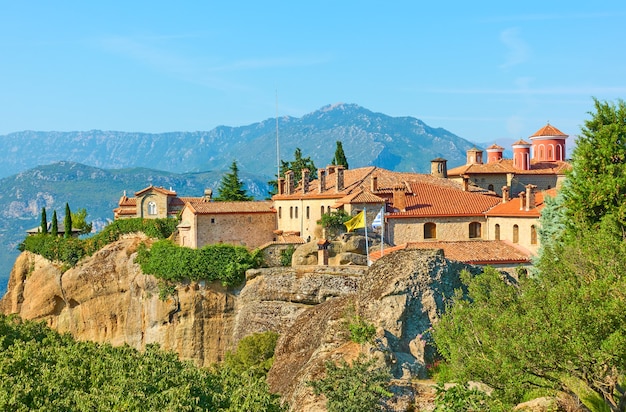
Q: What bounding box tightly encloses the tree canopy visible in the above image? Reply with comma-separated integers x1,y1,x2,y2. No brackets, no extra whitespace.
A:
331,140,349,169
51,210,59,236
268,148,317,196
64,203,73,238
214,160,253,202
40,207,48,234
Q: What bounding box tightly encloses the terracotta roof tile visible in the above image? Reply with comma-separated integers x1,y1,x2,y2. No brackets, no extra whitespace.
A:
448,159,571,176
186,200,275,215
485,188,557,217
512,139,531,146
486,144,504,150
134,185,178,197
370,240,531,264
387,182,501,218
531,123,567,138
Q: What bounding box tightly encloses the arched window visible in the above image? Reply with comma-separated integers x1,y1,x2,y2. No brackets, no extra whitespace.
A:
327,206,331,214
290,207,293,219
148,201,157,215
513,224,519,243
487,184,494,191
424,222,437,239
295,207,298,219
321,206,325,216
278,207,282,219
531,225,537,245
306,206,310,219
469,222,481,239
494,224,500,240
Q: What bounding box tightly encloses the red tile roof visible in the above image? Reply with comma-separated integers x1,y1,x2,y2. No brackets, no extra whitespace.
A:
134,185,177,197
531,123,567,138
485,188,557,217
487,144,504,150
333,189,386,207
512,139,531,146
387,181,501,218
185,200,275,215
448,159,570,176
370,240,531,264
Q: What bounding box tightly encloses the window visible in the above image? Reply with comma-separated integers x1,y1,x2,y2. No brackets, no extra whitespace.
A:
306,206,310,219
290,207,293,219
469,222,481,238
278,207,282,219
424,222,437,239
321,206,325,216
531,225,537,245
487,184,494,191
148,201,157,215
295,207,298,219
327,206,331,214
211,218,215,224
494,224,500,240
513,224,519,243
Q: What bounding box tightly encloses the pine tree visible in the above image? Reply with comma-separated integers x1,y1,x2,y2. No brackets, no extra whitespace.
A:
331,140,349,169
51,210,59,236
214,160,253,202
40,207,48,234
268,148,318,196
64,203,73,238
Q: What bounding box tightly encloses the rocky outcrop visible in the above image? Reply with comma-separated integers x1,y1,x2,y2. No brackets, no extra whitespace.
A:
268,249,479,410
291,233,381,266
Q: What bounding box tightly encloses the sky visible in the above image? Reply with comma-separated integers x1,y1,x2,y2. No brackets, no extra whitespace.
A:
1,1,626,144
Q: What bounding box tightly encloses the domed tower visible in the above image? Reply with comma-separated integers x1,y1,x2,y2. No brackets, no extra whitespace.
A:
512,139,532,170
486,144,504,164
430,158,448,178
530,123,568,161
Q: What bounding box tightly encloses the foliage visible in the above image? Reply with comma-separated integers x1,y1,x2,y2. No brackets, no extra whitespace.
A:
223,332,280,377
40,207,47,234
51,210,59,236
137,240,262,286
317,209,351,238
19,218,178,268
560,98,626,235
348,315,376,344
433,382,507,412
64,203,73,238
157,280,176,301
268,147,318,195
309,354,392,412
71,208,93,235
279,245,295,267
214,160,253,201
331,140,349,169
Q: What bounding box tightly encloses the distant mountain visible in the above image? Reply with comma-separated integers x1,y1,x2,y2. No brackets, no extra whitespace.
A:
0,161,270,293
0,103,476,179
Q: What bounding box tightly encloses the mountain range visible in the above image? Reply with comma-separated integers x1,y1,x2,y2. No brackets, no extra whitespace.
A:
0,103,480,293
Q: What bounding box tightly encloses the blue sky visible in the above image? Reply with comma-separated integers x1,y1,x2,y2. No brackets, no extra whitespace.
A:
1,1,625,144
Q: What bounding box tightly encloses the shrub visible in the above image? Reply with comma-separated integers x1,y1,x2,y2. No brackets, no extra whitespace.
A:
279,245,295,266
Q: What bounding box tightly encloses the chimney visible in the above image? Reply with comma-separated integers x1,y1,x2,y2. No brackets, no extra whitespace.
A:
285,170,295,195
277,177,285,195
430,158,448,178
525,184,537,210
318,168,326,193
501,186,510,203
370,175,378,192
519,192,526,211
302,168,310,193
335,165,345,192
203,188,213,202
393,184,407,212
461,174,470,192
327,165,336,174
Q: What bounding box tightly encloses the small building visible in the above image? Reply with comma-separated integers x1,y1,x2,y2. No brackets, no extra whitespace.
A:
177,199,276,249
26,222,81,237
114,185,202,219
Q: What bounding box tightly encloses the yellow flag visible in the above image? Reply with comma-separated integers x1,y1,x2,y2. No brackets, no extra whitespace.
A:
344,210,365,232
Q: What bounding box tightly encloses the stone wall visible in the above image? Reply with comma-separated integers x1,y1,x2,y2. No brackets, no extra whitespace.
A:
388,216,488,245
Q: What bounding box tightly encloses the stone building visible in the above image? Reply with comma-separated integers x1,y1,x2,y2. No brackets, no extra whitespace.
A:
447,124,571,196
113,185,195,219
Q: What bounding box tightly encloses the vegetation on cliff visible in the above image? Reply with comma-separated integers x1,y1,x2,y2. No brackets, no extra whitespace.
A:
433,99,626,411
0,314,284,411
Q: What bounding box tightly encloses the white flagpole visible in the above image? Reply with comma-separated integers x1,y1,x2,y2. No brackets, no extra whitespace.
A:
364,207,370,266
380,206,384,259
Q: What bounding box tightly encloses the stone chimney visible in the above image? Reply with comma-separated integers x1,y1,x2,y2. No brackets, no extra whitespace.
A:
461,175,470,191
430,158,448,178
302,169,310,193
317,239,330,265
393,184,407,212
501,186,510,203
519,191,526,211
203,188,213,202
285,170,295,195
335,165,345,192
318,168,326,193
525,184,537,210
370,175,378,192
277,177,285,195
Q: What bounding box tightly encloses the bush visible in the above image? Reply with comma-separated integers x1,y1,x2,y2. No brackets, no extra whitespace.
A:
279,245,295,266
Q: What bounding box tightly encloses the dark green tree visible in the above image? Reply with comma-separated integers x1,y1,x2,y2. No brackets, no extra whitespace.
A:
331,140,349,169
64,203,72,238
214,160,253,202
560,98,626,235
51,210,59,236
71,208,93,235
268,148,317,196
40,207,48,234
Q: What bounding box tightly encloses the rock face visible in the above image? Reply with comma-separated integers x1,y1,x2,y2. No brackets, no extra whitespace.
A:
268,249,478,411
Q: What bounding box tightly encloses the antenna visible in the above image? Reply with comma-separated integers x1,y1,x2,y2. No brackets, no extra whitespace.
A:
275,89,280,180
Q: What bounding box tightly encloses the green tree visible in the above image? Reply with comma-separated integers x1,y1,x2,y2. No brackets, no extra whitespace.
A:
214,160,253,201
71,208,93,235
331,140,349,169
317,209,350,238
64,203,73,238
268,148,318,196
309,354,392,412
560,98,626,235
51,210,59,236
40,207,48,234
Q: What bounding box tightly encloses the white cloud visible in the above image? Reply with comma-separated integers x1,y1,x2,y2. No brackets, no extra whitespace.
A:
499,28,530,69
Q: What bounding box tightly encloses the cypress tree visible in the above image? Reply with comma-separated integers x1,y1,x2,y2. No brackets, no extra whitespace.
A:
40,207,48,234
51,210,59,236
64,203,72,238
331,141,349,169
214,160,253,201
